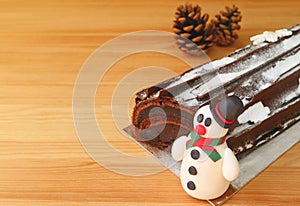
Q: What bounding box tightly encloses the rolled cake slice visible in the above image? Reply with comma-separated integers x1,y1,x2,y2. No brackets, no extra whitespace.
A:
131,25,300,158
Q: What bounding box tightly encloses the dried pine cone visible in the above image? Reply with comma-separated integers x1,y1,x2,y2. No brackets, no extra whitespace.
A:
214,5,242,46
173,4,215,54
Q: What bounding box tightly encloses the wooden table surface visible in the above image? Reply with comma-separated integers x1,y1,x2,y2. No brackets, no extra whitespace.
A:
0,0,299,205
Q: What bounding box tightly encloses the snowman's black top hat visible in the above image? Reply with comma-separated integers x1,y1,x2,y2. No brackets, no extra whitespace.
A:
210,95,244,128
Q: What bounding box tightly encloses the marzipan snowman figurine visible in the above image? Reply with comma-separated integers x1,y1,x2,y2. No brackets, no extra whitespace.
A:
171,95,244,200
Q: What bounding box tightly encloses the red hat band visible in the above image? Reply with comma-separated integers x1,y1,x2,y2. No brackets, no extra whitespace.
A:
215,102,235,125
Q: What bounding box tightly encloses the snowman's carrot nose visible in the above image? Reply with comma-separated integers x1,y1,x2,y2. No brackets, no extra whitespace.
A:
195,124,206,135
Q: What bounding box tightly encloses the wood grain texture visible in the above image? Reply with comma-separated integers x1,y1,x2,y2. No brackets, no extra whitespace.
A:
0,0,299,205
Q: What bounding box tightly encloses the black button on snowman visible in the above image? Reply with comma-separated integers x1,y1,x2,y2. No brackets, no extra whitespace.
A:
171,95,244,200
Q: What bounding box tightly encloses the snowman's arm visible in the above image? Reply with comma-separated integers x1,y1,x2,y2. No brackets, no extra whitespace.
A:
222,148,239,181
171,135,190,161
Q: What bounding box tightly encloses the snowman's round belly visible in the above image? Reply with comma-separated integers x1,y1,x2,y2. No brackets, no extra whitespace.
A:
180,147,229,200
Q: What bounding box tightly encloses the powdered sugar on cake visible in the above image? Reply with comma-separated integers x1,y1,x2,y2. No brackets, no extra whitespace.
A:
146,26,299,107
262,51,300,82
188,28,300,102
132,25,300,159
164,57,236,90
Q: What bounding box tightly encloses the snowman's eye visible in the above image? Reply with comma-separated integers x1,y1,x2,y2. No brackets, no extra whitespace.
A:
197,114,204,123
204,118,212,127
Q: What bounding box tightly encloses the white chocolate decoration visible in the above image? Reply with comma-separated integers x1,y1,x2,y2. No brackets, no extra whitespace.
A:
250,28,293,45
238,101,270,124
275,29,293,38
250,31,277,45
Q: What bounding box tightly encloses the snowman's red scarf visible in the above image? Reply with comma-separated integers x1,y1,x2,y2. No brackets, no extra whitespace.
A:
186,131,226,162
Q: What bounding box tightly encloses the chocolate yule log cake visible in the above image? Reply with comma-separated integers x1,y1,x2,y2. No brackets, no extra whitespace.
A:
131,25,300,158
